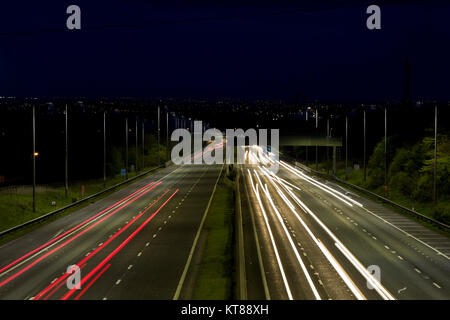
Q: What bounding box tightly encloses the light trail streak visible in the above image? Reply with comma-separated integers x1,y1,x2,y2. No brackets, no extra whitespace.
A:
278,177,395,300
279,161,363,207
248,170,293,300
254,170,321,300
33,189,170,300
260,167,366,300
61,189,179,300
0,182,161,289
0,181,156,276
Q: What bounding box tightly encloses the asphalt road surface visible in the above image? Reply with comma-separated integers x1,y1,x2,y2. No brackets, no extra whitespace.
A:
0,164,222,300
239,148,450,300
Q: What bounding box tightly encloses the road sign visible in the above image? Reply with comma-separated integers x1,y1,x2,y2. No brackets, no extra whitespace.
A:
121,169,126,177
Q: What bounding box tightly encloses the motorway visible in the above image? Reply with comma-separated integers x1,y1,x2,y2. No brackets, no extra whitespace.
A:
1,142,449,301
239,147,450,300
0,163,222,300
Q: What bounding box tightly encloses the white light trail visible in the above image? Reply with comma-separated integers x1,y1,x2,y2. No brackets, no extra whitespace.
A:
279,161,363,207
254,170,321,300
279,178,395,300
261,169,366,300
247,170,293,300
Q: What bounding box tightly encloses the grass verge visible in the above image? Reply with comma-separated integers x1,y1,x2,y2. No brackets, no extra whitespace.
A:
0,167,164,246
192,168,236,300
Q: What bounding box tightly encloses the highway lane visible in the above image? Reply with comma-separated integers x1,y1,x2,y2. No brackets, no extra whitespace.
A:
240,148,450,300
0,163,222,300
242,165,361,300
277,160,450,299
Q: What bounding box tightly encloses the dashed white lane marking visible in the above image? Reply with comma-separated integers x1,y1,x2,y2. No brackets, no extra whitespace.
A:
310,265,314,270
414,268,422,274
85,252,90,257
128,265,133,270
137,252,142,257
115,279,121,285
158,227,162,231
98,243,103,247
146,242,150,247
168,215,172,219
433,282,442,289
372,236,377,240
318,280,323,286
164,221,167,224
153,234,157,238
384,245,390,250
51,278,58,283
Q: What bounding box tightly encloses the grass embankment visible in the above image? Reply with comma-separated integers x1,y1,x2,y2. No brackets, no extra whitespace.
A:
192,166,236,300
0,168,163,245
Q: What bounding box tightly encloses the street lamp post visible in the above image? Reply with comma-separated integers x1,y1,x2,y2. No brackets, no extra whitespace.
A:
327,118,330,174
157,107,160,166
65,104,69,198
135,118,138,172
103,111,106,188
315,108,318,171
166,112,169,162
345,115,348,180
125,117,129,180
363,108,367,183
433,106,437,205
142,120,145,170
384,107,388,193
32,105,36,212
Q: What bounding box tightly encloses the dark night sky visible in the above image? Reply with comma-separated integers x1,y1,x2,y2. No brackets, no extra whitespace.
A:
0,1,449,100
